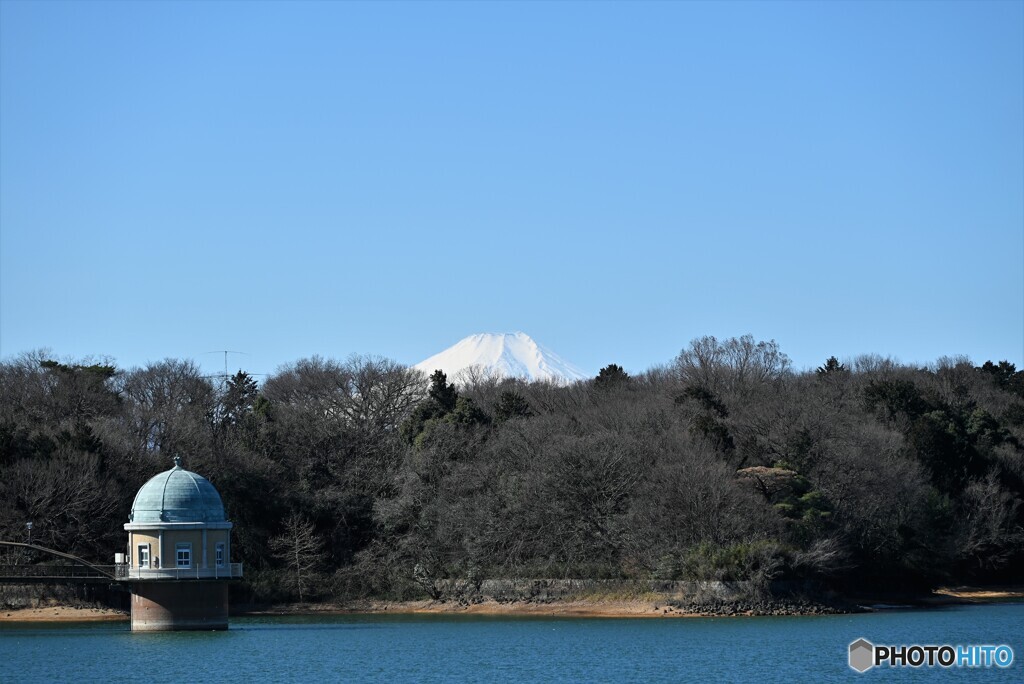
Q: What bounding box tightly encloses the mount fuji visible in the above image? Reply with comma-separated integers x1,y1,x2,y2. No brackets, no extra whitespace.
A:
414,332,588,385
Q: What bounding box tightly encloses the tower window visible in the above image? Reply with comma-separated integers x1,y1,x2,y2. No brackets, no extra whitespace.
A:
215,542,225,568
176,543,192,568
138,544,150,568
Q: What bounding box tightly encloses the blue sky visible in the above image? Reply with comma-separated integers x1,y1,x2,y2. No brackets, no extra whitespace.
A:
1,0,1021,378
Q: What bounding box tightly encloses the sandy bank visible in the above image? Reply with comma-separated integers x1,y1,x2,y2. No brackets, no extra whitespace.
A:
235,586,1023,619
933,586,1024,600
5,586,1018,623
1,606,128,622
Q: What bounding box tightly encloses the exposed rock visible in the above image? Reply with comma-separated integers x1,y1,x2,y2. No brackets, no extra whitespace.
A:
736,466,805,503
667,597,855,616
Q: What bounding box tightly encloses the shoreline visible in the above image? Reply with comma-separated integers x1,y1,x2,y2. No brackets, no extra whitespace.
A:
242,598,708,619
1,606,128,622
931,586,1024,600
3,586,1020,624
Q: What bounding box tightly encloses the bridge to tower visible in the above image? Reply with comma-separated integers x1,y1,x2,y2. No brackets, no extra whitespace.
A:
0,540,242,583
0,541,118,583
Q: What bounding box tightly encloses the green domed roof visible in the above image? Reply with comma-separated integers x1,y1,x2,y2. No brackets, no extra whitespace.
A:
130,457,227,523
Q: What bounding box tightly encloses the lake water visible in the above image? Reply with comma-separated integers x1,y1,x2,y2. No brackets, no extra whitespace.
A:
1,603,1021,682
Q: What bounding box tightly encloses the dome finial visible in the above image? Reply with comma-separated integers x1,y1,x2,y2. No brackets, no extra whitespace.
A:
173,455,182,468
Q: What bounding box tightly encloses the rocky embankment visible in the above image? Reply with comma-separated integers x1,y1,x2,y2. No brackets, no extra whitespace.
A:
666,597,854,616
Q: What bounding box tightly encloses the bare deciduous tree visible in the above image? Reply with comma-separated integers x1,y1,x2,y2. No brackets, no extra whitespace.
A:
957,471,1023,573
115,359,214,459
675,335,791,395
269,514,324,602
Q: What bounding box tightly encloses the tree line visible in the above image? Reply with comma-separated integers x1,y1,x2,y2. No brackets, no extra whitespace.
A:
1,336,1022,602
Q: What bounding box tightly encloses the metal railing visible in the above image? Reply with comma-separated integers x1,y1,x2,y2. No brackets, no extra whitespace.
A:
114,563,243,580
0,542,243,584
0,563,116,581
0,541,117,580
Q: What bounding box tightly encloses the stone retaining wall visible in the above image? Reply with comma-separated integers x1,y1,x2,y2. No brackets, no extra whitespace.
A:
431,578,762,602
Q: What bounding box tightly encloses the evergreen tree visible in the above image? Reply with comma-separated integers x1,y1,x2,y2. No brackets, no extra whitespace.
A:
221,371,260,426
816,356,848,376
428,370,458,411
444,396,491,427
495,390,534,422
978,360,1024,398
594,364,630,390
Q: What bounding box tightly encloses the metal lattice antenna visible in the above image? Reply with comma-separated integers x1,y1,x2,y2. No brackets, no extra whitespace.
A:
208,351,247,376
201,351,268,394
203,351,248,384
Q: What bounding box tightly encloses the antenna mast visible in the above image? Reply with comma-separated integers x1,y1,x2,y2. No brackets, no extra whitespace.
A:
204,351,248,386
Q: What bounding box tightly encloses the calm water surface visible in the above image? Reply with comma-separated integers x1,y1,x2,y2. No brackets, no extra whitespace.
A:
1,603,1021,682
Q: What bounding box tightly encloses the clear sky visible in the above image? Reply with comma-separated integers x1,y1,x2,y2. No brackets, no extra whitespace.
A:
1,0,1022,378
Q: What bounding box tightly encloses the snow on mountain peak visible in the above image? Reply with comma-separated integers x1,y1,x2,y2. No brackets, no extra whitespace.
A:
414,332,587,385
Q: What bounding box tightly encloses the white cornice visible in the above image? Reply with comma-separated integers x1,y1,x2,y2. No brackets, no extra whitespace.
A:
124,522,233,531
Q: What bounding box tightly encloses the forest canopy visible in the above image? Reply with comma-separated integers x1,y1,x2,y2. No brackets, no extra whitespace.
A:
1,337,1022,603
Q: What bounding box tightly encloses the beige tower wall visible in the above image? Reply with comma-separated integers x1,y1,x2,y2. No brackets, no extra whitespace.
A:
128,529,232,568
129,532,160,567
166,530,203,563
205,529,229,567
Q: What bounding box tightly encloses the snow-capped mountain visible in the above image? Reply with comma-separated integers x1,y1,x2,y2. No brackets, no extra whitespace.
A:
414,332,588,385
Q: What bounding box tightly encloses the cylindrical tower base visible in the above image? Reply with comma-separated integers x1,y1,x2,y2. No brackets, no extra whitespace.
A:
130,581,229,631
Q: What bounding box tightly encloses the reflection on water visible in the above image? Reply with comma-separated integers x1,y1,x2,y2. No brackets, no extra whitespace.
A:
1,603,1021,682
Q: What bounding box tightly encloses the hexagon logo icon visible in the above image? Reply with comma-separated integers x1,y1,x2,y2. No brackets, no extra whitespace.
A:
849,638,874,673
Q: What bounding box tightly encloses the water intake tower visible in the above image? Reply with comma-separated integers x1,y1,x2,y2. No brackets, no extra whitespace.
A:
121,457,240,630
